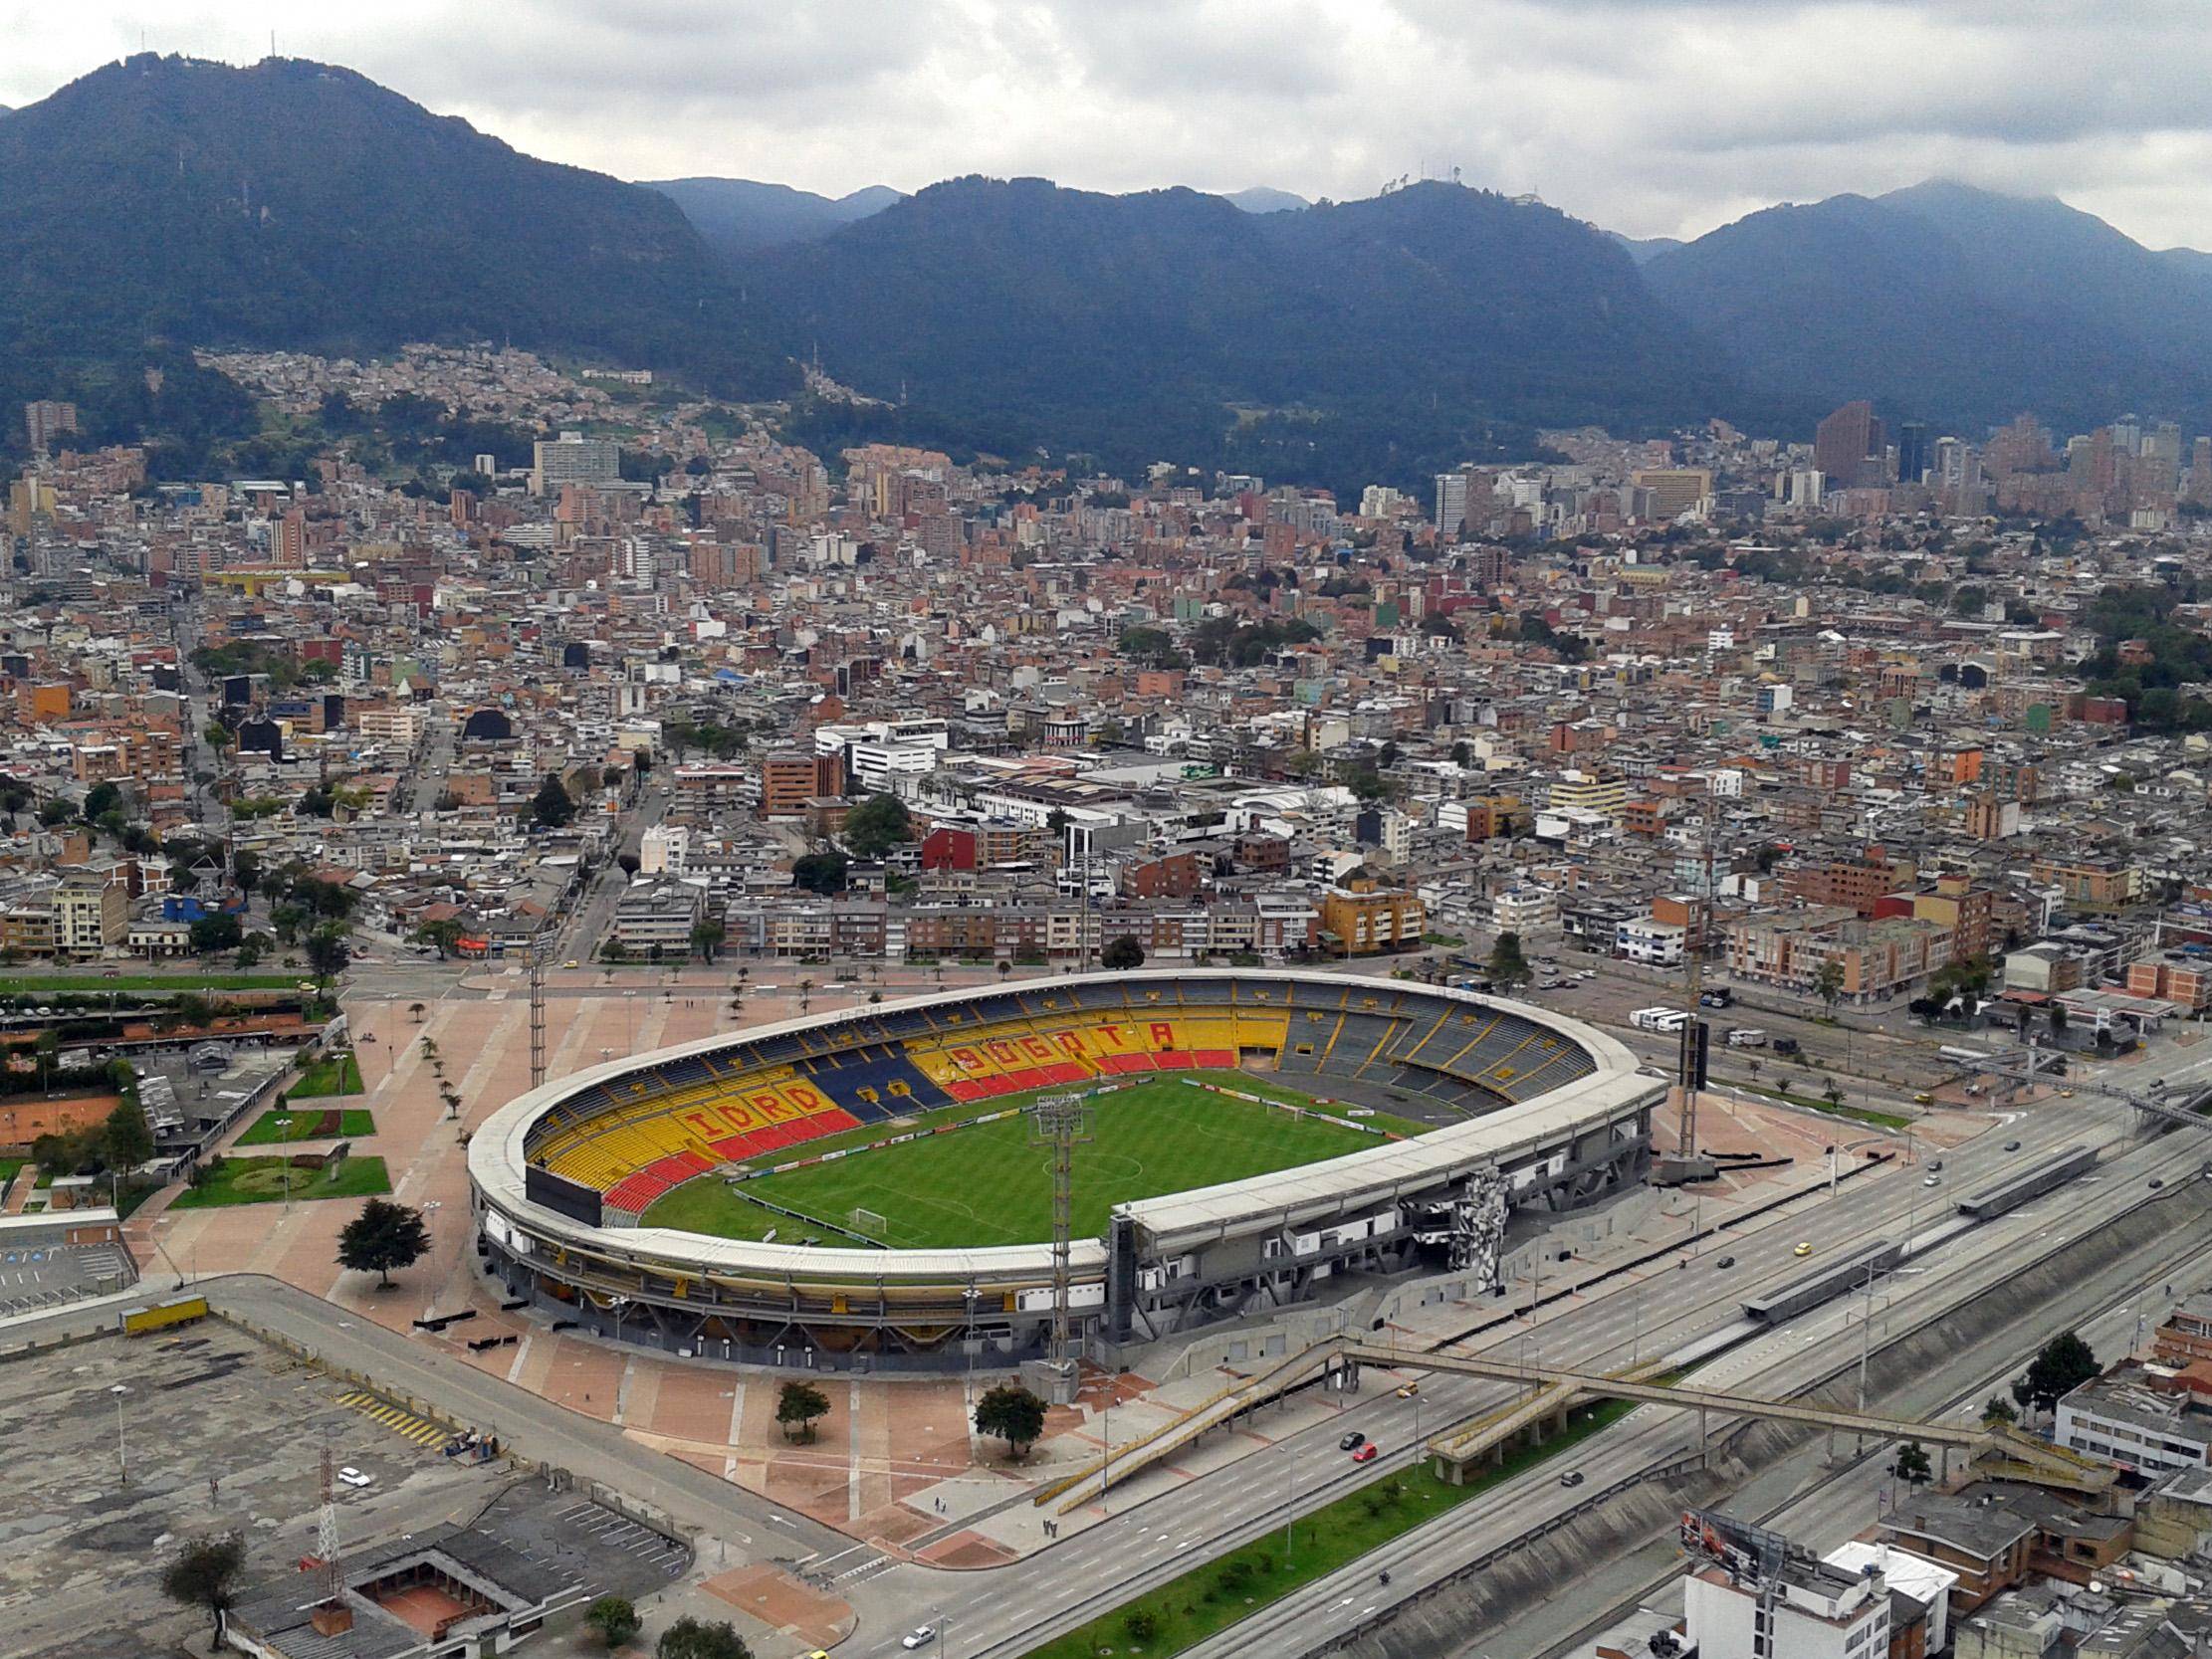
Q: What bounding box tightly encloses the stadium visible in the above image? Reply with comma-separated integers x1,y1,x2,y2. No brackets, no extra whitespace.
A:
468,970,1663,1372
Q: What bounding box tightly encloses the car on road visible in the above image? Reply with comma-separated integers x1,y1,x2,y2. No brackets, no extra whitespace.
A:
1351,1443,1381,1464
337,1466,372,1488
1559,1470,1585,1488
1396,1382,1420,1399
1922,1175,1941,1187
1339,1431,1367,1451
562,958,579,969
902,1629,937,1651
1793,1241,1814,1257
2060,1089,2076,1098
2004,1140,2021,1150
1714,1255,1736,1269
2151,1177,2166,1189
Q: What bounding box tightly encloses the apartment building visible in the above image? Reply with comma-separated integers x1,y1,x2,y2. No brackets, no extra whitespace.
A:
54,870,124,956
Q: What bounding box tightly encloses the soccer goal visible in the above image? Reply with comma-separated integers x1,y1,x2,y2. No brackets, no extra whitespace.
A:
850,1207,889,1238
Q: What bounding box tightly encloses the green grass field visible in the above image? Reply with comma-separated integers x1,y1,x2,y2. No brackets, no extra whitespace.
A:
290,1053,363,1098
640,1074,1424,1249
171,1154,391,1207
235,1107,377,1145
0,973,302,995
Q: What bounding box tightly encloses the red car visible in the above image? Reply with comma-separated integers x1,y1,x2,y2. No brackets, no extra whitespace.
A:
1351,1443,1381,1464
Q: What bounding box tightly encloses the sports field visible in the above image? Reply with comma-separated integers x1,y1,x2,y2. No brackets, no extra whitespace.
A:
638,1073,1424,1249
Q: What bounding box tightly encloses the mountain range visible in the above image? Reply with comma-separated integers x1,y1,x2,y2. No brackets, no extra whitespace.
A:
11,53,2212,487
642,177,906,257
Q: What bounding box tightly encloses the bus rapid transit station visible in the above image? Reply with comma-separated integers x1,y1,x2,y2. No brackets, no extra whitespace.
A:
466,971,1662,1373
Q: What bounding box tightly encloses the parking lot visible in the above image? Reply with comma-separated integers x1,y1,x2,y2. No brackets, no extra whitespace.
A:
0,1241,132,1318
0,1321,507,1659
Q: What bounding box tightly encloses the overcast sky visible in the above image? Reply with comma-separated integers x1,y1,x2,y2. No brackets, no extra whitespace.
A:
7,0,2212,249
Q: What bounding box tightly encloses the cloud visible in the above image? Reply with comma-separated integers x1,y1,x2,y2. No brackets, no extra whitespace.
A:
4,0,2210,248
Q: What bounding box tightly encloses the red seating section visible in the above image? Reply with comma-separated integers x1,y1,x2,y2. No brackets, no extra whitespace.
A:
605,1110,862,1214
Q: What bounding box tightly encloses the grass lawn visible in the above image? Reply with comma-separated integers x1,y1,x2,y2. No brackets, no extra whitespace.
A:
236,1107,377,1145
1022,1397,1638,1659
641,1074,1425,1249
0,1157,22,1200
171,1153,391,1208
0,972,301,995
291,1053,363,1098
1733,1079,1911,1130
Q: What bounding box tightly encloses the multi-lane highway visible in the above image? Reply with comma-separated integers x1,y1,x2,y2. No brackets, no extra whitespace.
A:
838,1069,2210,1659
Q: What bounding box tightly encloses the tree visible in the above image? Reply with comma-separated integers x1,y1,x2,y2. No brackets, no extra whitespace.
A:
82,780,123,822
408,1001,427,1024
976,1382,1048,1460
203,722,234,754
842,792,914,860
189,912,243,954
231,850,262,896
337,1196,431,1288
531,773,576,830
305,925,350,983
161,1532,247,1646
584,1595,641,1651
1124,1609,1160,1644
791,851,850,895
1101,934,1147,971
1892,1440,1933,1486
776,1380,831,1443
655,1617,753,1659
2051,1002,2071,1035
105,1096,154,1175
2013,1331,2100,1415
1982,1396,2018,1427
797,977,813,1011
1486,931,1531,989
1812,958,1847,1015
415,919,466,959
691,920,727,962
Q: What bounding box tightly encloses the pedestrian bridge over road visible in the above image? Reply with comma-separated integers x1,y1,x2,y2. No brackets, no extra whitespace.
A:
1040,1336,2011,1511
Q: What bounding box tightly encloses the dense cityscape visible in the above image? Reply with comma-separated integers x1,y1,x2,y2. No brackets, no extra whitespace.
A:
14,28,2212,1659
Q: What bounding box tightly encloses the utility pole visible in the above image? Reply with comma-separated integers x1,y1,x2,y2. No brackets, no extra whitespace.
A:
1678,777,1722,1157
1027,1092,1094,1397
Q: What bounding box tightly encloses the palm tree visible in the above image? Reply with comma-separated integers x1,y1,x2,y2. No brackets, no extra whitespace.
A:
408,1001,426,1024
798,977,814,1012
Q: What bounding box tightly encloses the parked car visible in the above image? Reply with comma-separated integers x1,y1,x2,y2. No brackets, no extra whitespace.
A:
337,1467,373,1488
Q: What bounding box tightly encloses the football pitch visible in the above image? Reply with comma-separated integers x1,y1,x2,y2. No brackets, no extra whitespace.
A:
638,1073,1425,1249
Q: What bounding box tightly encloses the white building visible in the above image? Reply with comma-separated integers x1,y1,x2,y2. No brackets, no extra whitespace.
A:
2057,1371,2212,1476
1493,887,1559,935
1616,917,1687,966
1684,1553,1889,1659
1823,1543,1956,1654
531,430,619,497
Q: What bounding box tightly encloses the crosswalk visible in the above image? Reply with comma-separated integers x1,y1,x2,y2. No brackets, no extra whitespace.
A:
335,1389,449,1447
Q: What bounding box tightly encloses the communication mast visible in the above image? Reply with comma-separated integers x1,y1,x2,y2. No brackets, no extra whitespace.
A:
309,1443,352,1635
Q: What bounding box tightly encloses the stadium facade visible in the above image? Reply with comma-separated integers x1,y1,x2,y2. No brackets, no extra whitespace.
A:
467,971,1662,1372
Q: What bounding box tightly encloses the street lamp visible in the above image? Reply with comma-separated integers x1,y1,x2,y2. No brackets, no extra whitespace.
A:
110,1383,128,1485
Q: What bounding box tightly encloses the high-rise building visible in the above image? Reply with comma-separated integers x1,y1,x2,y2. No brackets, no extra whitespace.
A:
1433,471,1468,535
531,430,620,497
1895,420,1930,485
1632,468,1712,520
24,400,78,453
1813,400,1886,489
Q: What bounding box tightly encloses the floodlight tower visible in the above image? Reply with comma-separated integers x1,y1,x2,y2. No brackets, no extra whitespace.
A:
1027,1091,1095,1392
528,939,548,1090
